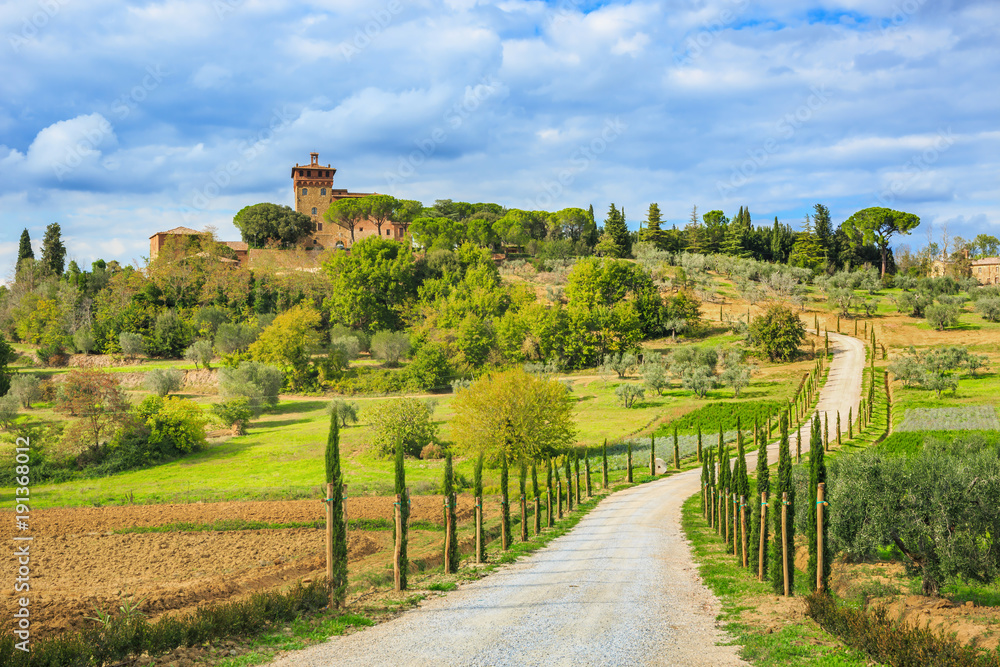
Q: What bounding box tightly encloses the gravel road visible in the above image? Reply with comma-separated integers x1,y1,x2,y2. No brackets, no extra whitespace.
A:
268,332,865,667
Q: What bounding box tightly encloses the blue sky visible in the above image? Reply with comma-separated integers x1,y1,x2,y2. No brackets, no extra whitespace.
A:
1,0,998,275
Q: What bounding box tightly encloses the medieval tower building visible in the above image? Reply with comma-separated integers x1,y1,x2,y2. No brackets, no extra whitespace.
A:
292,152,404,249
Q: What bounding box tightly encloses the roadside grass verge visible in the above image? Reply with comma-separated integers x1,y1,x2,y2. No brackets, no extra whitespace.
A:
680,495,873,666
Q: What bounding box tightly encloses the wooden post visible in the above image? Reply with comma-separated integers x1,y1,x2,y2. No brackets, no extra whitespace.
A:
836,411,842,447
650,435,656,477
824,412,829,451
781,492,789,596
475,495,483,564
534,494,541,535
758,492,767,582
520,494,527,542
547,486,553,527
444,497,453,574
817,483,826,593
394,493,403,589
325,482,334,593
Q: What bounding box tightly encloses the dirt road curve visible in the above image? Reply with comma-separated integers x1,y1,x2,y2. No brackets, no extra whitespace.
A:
269,332,865,667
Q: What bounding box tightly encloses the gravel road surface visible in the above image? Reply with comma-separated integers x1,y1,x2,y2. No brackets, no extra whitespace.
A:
268,331,865,667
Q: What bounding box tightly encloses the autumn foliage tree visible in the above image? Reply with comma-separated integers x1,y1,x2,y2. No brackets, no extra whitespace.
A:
55,369,131,453
451,367,576,465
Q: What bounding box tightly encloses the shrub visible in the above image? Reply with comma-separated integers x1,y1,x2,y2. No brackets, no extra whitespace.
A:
615,383,644,408
211,398,255,435
0,395,19,429
404,342,451,390
749,304,806,361
681,366,717,398
217,361,283,411
370,330,411,365
151,310,194,358
367,398,439,458
9,374,41,408
330,336,361,361
924,303,959,330
975,297,1000,322
136,395,208,455
420,442,446,459
184,339,215,369
118,332,146,361
602,352,638,379
73,327,96,354
213,322,258,355
641,357,669,395
327,399,359,427
144,368,184,397
56,369,131,453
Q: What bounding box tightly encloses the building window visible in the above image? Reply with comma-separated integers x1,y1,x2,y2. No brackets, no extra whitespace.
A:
311,207,317,215
318,223,323,231
321,188,326,195
386,229,391,236
301,187,307,195
359,227,364,232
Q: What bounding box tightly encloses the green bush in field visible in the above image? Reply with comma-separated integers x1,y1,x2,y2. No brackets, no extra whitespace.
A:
829,434,1000,596
366,397,438,458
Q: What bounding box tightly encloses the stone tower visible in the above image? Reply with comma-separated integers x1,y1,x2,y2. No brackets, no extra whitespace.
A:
291,152,336,229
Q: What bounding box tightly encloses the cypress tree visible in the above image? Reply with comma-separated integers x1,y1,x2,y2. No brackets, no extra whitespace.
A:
532,461,541,534
807,416,831,592
796,426,802,463
673,425,680,469
602,439,609,488
394,441,409,590
584,449,592,497
444,453,459,570
700,454,709,515
626,441,633,483
697,423,702,462
734,420,750,505
16,229,33,273
546,458,554,527
650,435,656,476
500,454,511,549
720,445,731,545
564,454,573,510
519,461,528,542
40,222,66,276
574,452,581,504
325,414,347,607
748,420,770,578
848,407,853,439
555,462,562,518
769,416,794,595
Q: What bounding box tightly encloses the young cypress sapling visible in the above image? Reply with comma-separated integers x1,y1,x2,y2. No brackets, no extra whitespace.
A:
807,416,830,592
500,454,511,549
584,449,592,497
564,454,573,510
769,415,794,595
444,452,459,571
519,460,528,542
626,441,633,483
325,414,347,607
394,441,409,590
602,439,609,489
748,420,770,579
532,461,541,534
673,425,680,469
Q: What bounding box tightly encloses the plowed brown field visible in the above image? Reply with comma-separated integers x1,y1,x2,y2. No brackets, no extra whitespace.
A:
1,496,488,637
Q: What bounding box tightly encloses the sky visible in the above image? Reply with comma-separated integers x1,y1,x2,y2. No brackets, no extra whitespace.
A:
1,0,998,276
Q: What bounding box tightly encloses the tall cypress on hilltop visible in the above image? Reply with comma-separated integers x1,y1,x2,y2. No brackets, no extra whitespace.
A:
16,229,33,273
325,414,347,606
394,441,409,590
770,415,795,595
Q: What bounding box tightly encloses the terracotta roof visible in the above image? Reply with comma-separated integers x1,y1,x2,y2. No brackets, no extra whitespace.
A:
149,226,203,238
972,257,1000,266
223,241,249,252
